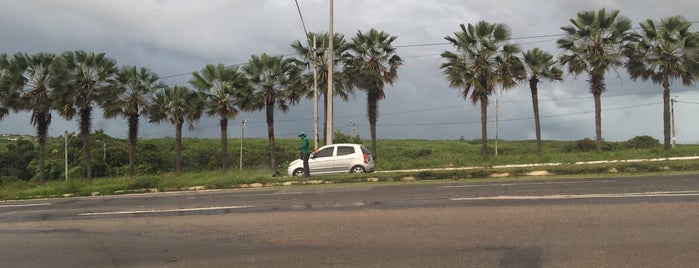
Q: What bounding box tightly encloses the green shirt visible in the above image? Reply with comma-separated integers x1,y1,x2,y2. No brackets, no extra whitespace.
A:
299,136,312,154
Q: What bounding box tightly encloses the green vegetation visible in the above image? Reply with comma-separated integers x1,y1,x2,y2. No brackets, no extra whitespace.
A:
1,133,699,200
0,8,697,199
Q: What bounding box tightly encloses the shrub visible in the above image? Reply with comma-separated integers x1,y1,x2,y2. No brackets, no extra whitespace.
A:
334,129,362,144
127,177,161,190
577,138,597,152
626,135,660,149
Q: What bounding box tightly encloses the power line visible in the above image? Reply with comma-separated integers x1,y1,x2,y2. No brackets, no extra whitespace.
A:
293,0,310,37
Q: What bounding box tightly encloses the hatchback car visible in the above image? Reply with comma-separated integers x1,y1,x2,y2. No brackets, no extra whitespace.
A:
288,143,374,176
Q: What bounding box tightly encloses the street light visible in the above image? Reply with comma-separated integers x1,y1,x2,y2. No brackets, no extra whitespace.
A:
350,120,356,137
64,131,73,181
240,118,248,170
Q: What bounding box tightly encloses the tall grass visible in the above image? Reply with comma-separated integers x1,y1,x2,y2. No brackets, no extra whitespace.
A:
2,139,699,200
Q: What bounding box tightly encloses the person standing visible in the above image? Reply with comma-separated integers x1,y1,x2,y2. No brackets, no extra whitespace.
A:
297,132,311,177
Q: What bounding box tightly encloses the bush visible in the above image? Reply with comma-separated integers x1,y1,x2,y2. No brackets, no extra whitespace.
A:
127,177,161,190
334,130,362,144
577,138,597,152
626,135,660,149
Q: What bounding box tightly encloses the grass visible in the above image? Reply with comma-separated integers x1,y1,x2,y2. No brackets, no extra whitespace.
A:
2,139,699,200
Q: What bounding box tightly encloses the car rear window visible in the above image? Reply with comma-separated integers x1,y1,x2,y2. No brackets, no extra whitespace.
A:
337,146,355,156
360,145,371,155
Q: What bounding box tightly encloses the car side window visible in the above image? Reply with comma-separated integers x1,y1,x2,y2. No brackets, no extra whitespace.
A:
337,146,355,156
315,147,334,158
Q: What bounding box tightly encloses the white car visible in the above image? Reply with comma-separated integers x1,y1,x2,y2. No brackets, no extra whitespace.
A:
288,143,374,176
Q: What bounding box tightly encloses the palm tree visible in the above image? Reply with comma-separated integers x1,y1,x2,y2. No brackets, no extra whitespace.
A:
345,29,403,161
0,53,23,136
624,16,699,149
557,8,632,152
51,51,117,180
522,48,564,156
241,54,302,172
441,21,522,159
149,86,203,175
0,54,14,121
11,53,56,184
104,66,165,177
291,32,353,143
189,63,250,170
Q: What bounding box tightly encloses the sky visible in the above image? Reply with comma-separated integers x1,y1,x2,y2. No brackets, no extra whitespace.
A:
1,0,698,143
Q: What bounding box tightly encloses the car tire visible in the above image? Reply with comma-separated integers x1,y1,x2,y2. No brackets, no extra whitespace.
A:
292,168,305,177
350,165,365,174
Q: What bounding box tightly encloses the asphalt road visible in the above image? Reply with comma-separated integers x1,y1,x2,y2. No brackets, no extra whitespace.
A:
2,174,699,267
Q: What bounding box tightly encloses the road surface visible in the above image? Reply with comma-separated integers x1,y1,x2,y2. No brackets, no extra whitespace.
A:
2,174,699,267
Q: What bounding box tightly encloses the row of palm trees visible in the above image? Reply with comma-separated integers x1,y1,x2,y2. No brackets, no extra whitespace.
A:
441,9,698,159
0,29,403,183
1,8,697,183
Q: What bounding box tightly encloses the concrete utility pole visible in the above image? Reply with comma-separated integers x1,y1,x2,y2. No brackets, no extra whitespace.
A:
671,97,676,148
313,34,319,150
326,0,334,145
495,98,499,157
240,119,248,170
64,131,73,181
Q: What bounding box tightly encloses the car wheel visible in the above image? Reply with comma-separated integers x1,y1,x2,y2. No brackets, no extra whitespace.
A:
292,168,305,177
350,166,365,174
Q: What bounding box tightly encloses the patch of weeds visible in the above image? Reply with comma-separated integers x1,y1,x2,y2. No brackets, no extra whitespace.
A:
127,177,161,190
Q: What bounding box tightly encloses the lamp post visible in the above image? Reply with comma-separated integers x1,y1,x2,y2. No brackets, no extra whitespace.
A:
671,96,677,148
313,34,319,150
240,118,248,170
350,120,356,137
326,0,334,145
64,131,73,181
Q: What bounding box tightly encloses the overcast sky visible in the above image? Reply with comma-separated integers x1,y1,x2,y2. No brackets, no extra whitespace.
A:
1,0,698,143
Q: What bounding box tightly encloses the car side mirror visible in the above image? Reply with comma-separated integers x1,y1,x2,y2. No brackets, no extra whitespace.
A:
311,154,316,159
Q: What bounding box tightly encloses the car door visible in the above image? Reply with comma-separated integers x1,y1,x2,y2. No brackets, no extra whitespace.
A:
309,145,336,174
334,145,356,172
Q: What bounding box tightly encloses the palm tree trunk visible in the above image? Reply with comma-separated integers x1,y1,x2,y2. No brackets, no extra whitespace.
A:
221,117,228,170
80,108,93,181
37,112,49,184
530,79,542,156
266,102,277,171
480,95,488,160
175,121,183,175
128,113,138,177
590,73,605,152
593,92,603,152
367,92,379,161
662,76,671,150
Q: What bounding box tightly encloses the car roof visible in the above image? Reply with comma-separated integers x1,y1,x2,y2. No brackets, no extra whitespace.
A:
318,143,363,148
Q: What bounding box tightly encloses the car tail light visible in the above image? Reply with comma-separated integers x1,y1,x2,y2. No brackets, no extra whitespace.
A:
363,154,368,164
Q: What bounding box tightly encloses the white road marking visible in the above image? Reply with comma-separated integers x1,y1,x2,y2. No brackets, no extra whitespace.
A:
0,203,52,208
78,205,254,216
438,180,616,188
450,191,699,201
185,191,306,199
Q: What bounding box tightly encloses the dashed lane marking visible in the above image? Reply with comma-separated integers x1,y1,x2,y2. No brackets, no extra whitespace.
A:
78,205,254,216
450,191,699,201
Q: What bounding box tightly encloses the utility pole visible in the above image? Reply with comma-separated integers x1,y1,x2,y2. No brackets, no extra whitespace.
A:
350,120,357,137
312,34,319,150
495,98,499,157
240,119,248,170
671,97,676,148
326,0,334,145
64,131,73,181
